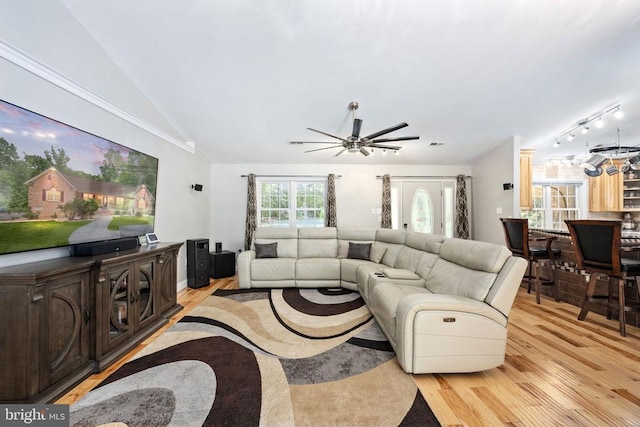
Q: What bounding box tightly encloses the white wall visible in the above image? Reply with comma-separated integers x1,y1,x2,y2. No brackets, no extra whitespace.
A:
471,136,520,245
0,1,211,289
210,163,472,253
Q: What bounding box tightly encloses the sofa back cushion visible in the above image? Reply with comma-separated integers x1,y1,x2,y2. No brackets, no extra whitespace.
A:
337,229,375,256
375,229,407,267
425,238,511,301
394,232,446,272
254,227,299,258
404,232,445,253
298,227,338,258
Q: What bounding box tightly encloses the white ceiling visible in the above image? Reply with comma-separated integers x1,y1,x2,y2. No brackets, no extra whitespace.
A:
59,0,640,165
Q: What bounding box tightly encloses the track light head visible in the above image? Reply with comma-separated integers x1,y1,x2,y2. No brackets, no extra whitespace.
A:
567,133,575,141
614,107,623,119
553,139,561,148
581,126,590,134
595,116,604,128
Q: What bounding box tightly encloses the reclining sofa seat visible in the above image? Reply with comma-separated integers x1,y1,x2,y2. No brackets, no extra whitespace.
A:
370,238,527,373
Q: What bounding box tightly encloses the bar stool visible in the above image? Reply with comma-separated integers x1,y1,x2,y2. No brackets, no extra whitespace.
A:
500,218,560,304
565,219,640,336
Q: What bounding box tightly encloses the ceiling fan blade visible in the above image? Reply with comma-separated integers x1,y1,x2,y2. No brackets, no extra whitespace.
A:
352,118,362,138
360,147,370,156
290,141,340,145
369,135,420,143
307,128,349,142
368,144,402,150
363,122,409,140
304,144,344,153
333,148,347,157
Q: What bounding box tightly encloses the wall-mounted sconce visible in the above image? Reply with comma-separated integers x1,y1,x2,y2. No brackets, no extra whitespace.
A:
503,183,514,190
192,184,203,191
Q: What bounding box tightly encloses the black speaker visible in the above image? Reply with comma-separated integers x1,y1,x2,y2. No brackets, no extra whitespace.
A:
215,242,222,252
73,237,139,256
187,239,210,288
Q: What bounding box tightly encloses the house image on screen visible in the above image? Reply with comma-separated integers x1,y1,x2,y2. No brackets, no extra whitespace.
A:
24,166,155,218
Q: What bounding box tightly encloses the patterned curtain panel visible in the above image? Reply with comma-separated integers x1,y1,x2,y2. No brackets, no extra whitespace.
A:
381,174,392,229
244,173,257,250
325,173,337,227
455,174,470,239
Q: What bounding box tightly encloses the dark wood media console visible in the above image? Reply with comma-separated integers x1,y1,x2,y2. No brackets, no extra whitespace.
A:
0,242,183,403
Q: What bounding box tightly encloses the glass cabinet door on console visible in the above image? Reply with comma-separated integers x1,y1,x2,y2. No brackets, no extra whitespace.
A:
98,256,158,359
109,267,132,343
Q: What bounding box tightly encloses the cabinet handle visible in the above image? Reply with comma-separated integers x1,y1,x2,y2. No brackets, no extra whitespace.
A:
130,291,136,303
84,308,90,325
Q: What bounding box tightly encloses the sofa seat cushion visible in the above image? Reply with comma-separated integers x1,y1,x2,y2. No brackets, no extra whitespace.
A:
251,258,296,281
371,283,432,344
296,258,340,279
340,258,377,284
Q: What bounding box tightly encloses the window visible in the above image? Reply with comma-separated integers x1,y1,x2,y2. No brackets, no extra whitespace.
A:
522,183,581,231
45,187,61,202
258,179,326,227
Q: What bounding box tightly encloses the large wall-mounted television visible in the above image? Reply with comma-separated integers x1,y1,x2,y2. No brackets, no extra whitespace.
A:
0,99,159,255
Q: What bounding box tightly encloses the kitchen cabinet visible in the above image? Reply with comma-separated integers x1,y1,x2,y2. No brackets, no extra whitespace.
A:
588,160,623,212
520,149,535,211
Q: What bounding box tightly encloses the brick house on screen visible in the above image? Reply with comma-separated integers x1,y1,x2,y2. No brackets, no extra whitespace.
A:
24,167,155,218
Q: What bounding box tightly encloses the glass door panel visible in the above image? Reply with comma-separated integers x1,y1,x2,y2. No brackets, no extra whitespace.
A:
109,269,130,339
138,262,154,323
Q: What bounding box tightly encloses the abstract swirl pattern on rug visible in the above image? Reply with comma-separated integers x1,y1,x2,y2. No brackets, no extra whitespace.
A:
70,288,440,427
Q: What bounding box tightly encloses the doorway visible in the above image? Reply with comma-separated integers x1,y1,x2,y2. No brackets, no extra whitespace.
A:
392,180,456,237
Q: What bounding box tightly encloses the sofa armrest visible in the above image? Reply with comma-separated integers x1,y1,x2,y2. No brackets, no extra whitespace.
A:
395,293,507,372
237,250,256,288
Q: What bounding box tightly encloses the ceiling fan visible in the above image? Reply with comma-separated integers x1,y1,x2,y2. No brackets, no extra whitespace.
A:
290,102,420,157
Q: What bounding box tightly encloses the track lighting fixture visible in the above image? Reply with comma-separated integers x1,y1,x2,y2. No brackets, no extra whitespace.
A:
553,139,561,148
394,150,399,156
382,149,387,156
551,103,622,147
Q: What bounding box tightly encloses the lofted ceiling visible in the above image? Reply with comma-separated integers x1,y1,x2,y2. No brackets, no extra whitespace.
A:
59,0,640,165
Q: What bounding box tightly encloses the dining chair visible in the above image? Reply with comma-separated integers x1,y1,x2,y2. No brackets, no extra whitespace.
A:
565,219,640,336
500,218,560,304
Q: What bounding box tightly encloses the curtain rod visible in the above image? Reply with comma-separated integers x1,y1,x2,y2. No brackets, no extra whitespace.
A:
241,174,342,178
375,175,472,179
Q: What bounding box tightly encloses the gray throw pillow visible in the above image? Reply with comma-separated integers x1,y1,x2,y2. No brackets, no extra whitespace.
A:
347,242,371,260
255,242,278,258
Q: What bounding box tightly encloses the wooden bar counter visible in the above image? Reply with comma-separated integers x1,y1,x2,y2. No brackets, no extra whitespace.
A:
529,228,640,328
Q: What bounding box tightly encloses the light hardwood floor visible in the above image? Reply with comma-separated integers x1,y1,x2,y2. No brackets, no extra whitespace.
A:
58,276,640,426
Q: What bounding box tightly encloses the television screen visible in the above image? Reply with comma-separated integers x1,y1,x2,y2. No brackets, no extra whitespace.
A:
0,99,159,255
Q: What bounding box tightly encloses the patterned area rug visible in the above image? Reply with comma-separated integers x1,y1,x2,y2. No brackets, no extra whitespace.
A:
71,288,440,426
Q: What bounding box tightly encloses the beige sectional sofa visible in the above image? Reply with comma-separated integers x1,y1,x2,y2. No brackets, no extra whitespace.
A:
237,227,527,374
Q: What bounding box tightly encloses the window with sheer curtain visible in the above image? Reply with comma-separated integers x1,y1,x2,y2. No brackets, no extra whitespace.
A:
257,179,326,227
521,183,581,231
